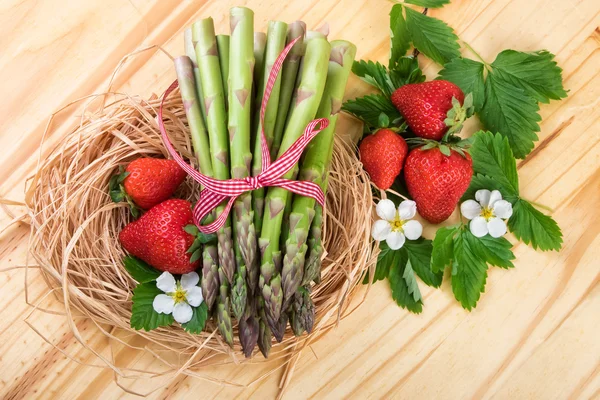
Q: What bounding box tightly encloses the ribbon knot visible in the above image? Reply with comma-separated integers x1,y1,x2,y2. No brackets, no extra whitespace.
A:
158,37,327,234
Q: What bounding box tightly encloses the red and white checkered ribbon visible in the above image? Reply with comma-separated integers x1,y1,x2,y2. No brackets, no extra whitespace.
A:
158,37,328,234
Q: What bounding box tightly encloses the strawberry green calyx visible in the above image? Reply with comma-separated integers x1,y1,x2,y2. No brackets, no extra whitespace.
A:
109,168,140,218
407,135,472,158
444,92,474,137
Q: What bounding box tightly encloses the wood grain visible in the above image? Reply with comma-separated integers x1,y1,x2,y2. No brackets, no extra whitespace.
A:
1,0,599,398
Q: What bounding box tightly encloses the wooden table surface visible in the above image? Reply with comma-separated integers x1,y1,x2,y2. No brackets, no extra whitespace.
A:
1,0,599,399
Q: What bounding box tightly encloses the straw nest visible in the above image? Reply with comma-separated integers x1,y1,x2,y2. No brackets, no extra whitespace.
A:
22,87,377,395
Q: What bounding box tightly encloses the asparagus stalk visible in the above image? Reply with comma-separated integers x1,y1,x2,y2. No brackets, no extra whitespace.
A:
174,56,219,310
231,220,248,320
303,204,324,285
193,18,236,285
250,21,288,283
239,296,259,358
258,36,331,328
257,295,272,358
270,307,288,343
253,32,267,113
228,7,257,287
270,21,306,159
184,28,207,123
216,268,234,347
216,34,230,107
281,40,356,306
289,286,315,336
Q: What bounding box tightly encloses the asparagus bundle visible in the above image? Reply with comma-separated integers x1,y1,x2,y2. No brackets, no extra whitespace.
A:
175,6,355,357
282,40,356,308
258,36,331,331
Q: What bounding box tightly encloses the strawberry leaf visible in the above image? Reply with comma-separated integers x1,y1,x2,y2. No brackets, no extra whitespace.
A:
352,60,397,97
438,58,486,111
508,199,563,251
404,238,442,288
403,260,422,302
451,229,489,311
404,6,461,65
130,282,174,331
490,50,567,104
431,226,458,273
480,71,542,159
388,249,423,313
404,0,451,7
123,256,161,283
389,56,426,87
468,131,519,197
363,242,395,284
390,5,411,67
181,302,209,334
342,94,403,129
468,234,515,269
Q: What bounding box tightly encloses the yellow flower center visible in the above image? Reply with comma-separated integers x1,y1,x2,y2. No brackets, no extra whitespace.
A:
390,215,404,232
171,284,187,304
481,207,494,221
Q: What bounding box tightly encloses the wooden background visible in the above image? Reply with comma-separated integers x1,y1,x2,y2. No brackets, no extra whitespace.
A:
1,0,599,398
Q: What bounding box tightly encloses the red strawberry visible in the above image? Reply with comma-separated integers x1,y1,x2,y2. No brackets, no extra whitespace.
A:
110,158,186,214
391,80,468,141
404,146,473,224
359,129,408,190
119,199,198,274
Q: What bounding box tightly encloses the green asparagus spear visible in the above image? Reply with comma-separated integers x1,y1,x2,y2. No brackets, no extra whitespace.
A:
257,295,272,358
239,296,259,358
253,32,267,114
231,219,248,320
193,18,236,285
228,7,257,283
250,21,288,291
282,41,356,306
289,286,315,336
216,268,234,347
174,56,219,310
184,28,207,123
270,21,306,159
258,36,331,328
303,204,324,285
216,34,230,106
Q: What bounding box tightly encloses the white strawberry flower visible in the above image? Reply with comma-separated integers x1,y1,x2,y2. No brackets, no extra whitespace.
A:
372,199,423,250
461,189,513,238
153,271,203,324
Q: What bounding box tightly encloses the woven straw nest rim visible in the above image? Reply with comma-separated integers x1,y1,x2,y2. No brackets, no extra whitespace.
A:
18,61,377,396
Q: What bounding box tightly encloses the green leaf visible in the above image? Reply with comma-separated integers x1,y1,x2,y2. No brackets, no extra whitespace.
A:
491,50,567,104
130,282,174,331
438,58,486,111
182,302,209,334
431,226,458,273
404,6,461,65
508,199,563,251
190,249,202,263
390,5,411,67
363,242,396,284
439,144,451,156
466,230,516,269
123,256,161,283
342,94,403,128
389,56,426,87
404,0,451,7
451,230,488,310
479,72,541,159
404,238,443,287
468,131,520,198
352,60,397,97
389,253,423,313
403,260,422,302
378,112,390,128
184,224,199,236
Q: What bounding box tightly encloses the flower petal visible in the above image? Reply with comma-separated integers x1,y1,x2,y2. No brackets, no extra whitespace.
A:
156,272,177,293
470,216,489,238
185,286,204,307
180,271,200,290
493,200,513,219
376,199,397,221
398,200,417,220
461,200,482,220
386,231,406,250
153,294,175,314
488,217,507,238
489,190,503,207
173,302,193,324
372,219,392,241
403,220,423,240
475,189,491,207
